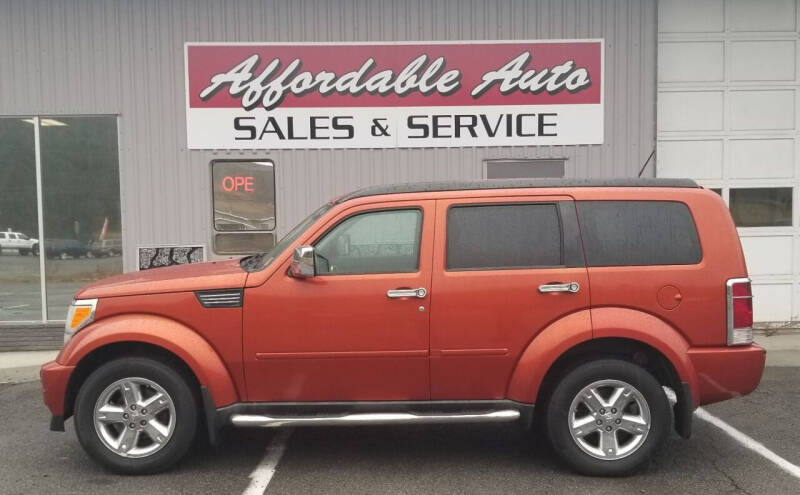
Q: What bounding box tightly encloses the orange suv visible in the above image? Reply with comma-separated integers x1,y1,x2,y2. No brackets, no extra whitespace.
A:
41,178,765,475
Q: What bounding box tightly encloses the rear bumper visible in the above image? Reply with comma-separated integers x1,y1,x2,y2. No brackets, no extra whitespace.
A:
40,360,74,420
688,344,766,406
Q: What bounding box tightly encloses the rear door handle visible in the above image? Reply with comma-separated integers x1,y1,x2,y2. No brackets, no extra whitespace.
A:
387,288,427,299
538,282,580,294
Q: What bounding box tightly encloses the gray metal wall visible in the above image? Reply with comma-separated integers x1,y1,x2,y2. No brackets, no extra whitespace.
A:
0,0,657,271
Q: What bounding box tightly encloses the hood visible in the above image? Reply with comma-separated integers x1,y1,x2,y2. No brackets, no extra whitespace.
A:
75,258,247,299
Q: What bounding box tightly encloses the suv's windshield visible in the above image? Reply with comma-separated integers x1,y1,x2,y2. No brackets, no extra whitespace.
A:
240,202,333,272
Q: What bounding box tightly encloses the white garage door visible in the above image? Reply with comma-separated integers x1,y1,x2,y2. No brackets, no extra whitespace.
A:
657,0,800,322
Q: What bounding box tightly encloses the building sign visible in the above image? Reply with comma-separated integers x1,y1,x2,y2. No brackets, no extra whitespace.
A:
185,40,603,149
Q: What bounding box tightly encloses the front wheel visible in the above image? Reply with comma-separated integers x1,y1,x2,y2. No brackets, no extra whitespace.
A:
545,359,670,476
74,357,198,474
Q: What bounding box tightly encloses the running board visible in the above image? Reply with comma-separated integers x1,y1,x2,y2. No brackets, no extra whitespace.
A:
230,409,520,428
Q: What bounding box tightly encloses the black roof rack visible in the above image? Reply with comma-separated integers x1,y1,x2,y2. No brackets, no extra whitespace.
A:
337,178,700,203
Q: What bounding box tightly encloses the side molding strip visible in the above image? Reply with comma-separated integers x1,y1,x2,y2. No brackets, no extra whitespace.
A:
230,409,520,428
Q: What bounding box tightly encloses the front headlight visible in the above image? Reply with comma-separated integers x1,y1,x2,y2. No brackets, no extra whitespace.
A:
64,299,98,343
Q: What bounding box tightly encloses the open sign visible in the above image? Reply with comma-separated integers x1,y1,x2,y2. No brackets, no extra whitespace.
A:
221,175,254,192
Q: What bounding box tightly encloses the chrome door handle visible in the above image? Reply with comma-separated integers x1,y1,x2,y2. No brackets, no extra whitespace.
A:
538,282,580,294
387,287,427,299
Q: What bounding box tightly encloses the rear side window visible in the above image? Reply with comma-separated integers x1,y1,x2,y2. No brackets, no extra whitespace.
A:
447,204,562,270
577,201,701,266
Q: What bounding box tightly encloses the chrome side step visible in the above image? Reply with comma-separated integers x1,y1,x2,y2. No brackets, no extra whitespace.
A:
230,409,520,428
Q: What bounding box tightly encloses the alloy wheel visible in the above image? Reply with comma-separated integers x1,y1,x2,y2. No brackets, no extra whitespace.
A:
567,379,651,460
93,377,176,458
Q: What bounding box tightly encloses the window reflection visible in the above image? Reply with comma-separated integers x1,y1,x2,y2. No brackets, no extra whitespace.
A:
0,118,42,320
40,116,122,318
730,187,793,227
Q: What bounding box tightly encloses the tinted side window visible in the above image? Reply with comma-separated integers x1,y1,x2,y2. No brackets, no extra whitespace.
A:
577,201,701,266
447,204,562,270
314,209,422,275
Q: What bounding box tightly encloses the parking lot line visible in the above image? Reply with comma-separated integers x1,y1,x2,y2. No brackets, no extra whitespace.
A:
242,427,294,495
696,407,800,480
2,304,30,310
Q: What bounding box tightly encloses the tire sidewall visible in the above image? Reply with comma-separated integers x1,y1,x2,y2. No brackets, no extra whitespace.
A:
74,357,197,474
545,359,670,476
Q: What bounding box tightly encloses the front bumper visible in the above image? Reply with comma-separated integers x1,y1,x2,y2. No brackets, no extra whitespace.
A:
688,344,766,406
40,360,75,427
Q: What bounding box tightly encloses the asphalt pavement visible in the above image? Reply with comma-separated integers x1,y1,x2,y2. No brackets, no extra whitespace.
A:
1,367,798,494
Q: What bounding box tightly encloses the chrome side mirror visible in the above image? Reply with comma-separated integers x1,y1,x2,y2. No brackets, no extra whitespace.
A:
290,245,316,278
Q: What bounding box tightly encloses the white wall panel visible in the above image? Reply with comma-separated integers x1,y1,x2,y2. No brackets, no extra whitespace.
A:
740,236,793,275
730,139,795,178
658,42,724,82
752,283,794,321
657,140,723,178
659,0,724,33
730,41,796,82
658,91,724,131
729,0,796,32
730,90,795,131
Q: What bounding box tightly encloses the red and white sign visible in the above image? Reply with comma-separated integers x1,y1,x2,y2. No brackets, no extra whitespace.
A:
185,40,603,149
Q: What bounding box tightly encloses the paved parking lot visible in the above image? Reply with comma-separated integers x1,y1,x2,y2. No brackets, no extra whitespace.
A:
0,367,798,494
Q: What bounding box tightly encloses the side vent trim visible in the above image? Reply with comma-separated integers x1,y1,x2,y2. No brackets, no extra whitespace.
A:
196,289,244,308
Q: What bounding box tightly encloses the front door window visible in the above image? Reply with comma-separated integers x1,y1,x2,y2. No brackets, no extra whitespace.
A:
314,209,422,275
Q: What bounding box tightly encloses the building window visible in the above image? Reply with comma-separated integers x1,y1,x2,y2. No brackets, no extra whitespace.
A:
0,117,41,321
212,160,276,254
446,204,562,270
40,116,123,318
729,187,793,227
485,159,565,179
0,116,123,322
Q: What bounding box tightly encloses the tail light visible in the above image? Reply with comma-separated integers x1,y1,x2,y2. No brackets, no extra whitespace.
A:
726,278,753,345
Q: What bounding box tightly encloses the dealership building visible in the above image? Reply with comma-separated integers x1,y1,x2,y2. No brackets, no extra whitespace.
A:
1,0,799,342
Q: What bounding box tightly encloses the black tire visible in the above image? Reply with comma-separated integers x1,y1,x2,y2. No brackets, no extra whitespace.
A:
74,357,198,474
545,359,670,476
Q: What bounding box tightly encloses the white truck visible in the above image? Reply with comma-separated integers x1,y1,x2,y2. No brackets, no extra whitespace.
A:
0,230,39,255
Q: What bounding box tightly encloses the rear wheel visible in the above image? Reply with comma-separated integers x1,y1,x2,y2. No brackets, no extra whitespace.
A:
74,357,197,474
545,359,670,476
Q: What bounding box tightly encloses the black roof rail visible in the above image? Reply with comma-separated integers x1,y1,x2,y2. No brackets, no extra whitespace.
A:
336,178,700,203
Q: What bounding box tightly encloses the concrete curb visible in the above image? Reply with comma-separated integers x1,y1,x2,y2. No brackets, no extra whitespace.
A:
0,366,43,385
0,350,59,384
